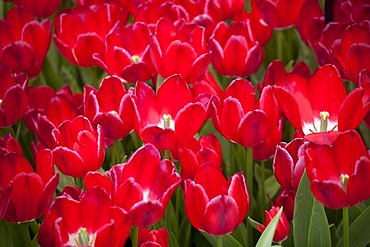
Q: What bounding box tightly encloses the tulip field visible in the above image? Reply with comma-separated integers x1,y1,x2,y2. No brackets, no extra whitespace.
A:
0,0,369,246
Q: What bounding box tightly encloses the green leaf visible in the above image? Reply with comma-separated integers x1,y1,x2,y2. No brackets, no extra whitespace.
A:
6,222,32,247
293,171,331,247
248,216,261,231
255,207,283,247
307,198,331,247
0,220,13,247
337,204,370,247
200,232,244,247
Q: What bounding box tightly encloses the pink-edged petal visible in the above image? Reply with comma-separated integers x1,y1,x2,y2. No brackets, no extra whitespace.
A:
309,65,346,120
253,119,283,161
97,76,126,112
94,112,126,140
175,103,206,143
310,180,349,209
238,110,271,147
1,41,36,74
338,88,369,131
194,164,228,200
84,172,113,196
183,180,208,230
141,126,178,150
332,130,368,176
130,200,164,227
162,41,197,79
73,34,104,67
347,157,370,207
37,172,59,218
157,74,192,117
5,173,44,222
35,149,54,184
202,195,239,235
273,144,295,188
80,187,113,231
1,85,28,127
303,131,341,145
53,147,85,178
115,178,143,213
227,172,249,223
220,97,243,143
224,78,255,113
134,81,160,127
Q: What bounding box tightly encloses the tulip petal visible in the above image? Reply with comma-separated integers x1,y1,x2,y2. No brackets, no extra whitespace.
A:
238,110,271,147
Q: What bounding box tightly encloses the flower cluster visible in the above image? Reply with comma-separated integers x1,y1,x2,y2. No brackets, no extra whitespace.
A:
0,0,369,246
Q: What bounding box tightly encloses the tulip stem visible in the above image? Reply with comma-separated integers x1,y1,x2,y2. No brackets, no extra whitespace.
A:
343,207,350,247
131,226,139,247
216,235,223,247
260,160,266,222
246,147,253,199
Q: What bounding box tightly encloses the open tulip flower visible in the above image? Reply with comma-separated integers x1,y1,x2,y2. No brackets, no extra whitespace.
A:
38,186,131,247
0,148,58,223
0,7,51,77
133,74,207,150
84,143,181,227
93,22,156,83
52,116,105,178
273,64,370,144
54,3,127,67
183,164,249,236
305,130,370,209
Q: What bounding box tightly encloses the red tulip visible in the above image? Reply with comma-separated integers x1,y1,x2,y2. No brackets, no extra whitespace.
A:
84,76,135,140
10,0,61,17
84,144,181,227
24,86,83,148
209,21,264,77
258,206,290,243
296,0,324,48
333,0,370,25
0,62,28,128
133,75,207,150
52,116,105,178
183,164,249,236
251,0,306,29
272,138,307,220
150,18,210,83
305,130,370,209
204,0,244,22
177,134,222,180
54,4,127,67
0,149,58,222
211,78,279,148
38,186,131,247
138,227,169,247
0,7,51,77
134,2,189,30
93,22,156,83
0,133,23,156
273,64,370,144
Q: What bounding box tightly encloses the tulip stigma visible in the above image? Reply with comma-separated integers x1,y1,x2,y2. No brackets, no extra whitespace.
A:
131,55,140,64
340,174,349,192
163,114,172,129
320,111,329,132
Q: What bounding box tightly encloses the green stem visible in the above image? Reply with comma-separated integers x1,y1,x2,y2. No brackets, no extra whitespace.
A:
164,149,171,160
131,226,139,247
260,160,266,222
75,177,84,190
342,207,350,247
276,30,284,62
216,235,223,247
246,147,254,246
